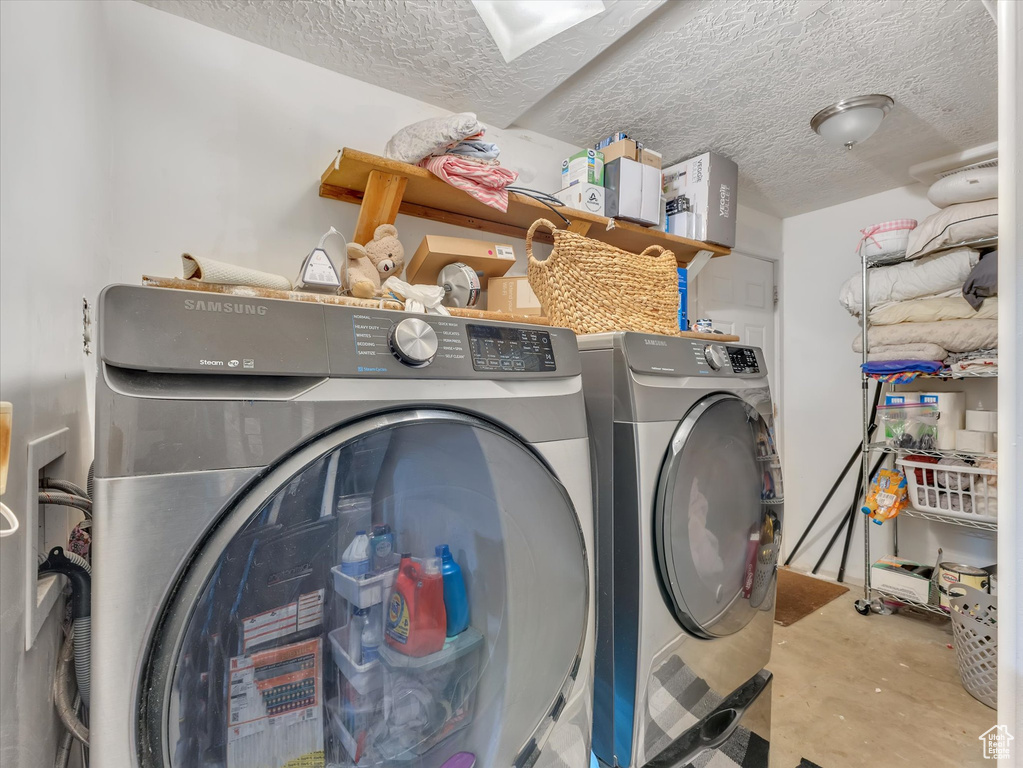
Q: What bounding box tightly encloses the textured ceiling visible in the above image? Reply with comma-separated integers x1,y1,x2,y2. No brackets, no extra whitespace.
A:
137,0,998,217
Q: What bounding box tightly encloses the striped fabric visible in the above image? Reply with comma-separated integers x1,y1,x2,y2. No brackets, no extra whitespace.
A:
420,155,518,212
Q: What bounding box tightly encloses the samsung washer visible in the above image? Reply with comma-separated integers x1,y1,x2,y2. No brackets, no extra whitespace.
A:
91,285,595,768
579,332,782,768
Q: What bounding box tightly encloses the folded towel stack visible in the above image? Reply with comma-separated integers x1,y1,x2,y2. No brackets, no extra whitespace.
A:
383,112,518,212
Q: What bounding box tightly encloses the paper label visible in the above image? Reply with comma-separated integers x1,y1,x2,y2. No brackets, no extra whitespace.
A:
386,591,410,644
226,638,323,763
242,589,323,652
495,244,515,260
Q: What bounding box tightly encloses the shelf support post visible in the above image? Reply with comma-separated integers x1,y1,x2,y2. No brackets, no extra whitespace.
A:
354,170,408,244
684,249,715,278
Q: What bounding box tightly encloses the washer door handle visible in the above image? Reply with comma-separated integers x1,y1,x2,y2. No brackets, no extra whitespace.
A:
644,670,771,768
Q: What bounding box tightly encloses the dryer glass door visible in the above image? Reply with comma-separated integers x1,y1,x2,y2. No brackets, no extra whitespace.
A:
138,410,588,768
655,393,780,638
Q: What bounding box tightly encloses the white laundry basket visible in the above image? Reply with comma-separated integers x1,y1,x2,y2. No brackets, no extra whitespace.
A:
948,586,997,709
897,457,997,519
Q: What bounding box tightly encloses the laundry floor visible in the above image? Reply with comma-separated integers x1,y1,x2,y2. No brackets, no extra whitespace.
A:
770,584,994,768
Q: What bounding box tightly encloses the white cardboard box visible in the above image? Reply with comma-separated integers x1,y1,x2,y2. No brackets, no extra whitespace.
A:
561,148,604,187
554,183,605,216
870,556,934,603
605,157,661,226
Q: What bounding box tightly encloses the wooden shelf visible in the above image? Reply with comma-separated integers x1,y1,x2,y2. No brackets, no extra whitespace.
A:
319,148,731,264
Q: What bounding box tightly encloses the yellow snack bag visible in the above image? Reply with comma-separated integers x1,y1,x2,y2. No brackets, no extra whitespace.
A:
862,468,909,525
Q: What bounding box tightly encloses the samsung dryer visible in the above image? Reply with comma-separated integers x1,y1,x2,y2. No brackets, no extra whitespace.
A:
91,285,595,768
579,332,782,768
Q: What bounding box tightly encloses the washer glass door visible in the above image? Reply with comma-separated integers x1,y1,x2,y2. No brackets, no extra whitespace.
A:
139,410,588,768
655,394,779,638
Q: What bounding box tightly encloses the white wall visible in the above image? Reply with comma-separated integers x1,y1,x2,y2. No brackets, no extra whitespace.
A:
781,184,997,583
0,2,112,766
103,1,581,288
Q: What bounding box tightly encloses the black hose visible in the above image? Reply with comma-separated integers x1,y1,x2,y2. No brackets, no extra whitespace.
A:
86,463,94,500
39,548,91,707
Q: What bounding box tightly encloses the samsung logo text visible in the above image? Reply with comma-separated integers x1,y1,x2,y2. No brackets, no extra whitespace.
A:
184,299,267,316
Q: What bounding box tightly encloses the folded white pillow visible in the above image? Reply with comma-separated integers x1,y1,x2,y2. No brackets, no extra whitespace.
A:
927,166,997,208
906,199,998,259
384,112,483,164
838,247,979,315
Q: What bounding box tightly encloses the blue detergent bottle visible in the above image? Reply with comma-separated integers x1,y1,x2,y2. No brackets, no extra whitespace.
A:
435,544,469,637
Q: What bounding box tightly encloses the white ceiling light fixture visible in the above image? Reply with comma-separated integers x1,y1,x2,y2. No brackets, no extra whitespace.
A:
472,0,606,63
810,94,895,150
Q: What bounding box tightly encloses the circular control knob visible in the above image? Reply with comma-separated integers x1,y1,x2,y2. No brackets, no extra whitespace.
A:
390,318,438,366
704,344,728,371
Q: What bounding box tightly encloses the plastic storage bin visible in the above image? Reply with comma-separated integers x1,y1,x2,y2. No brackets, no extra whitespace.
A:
898,457,997,519
859,219,917,264
332,564,399,610
329,625,382,697
949,586,997,709
376,627,485,760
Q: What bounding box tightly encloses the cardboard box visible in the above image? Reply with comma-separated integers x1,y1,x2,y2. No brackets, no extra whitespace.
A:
639,148,662,169
406,235,516,287
561,149,604,187
554,183,605,216
595,132,629,150
677,268,688,331
604,157,662,226
600,139,638,165
662,151,738,247
487,276,542,316
870,556,935,604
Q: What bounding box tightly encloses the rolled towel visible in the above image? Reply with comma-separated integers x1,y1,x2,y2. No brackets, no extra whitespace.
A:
182,254,292,291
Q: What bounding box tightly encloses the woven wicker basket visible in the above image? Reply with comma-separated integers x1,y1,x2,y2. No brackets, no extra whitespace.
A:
525,219,679,335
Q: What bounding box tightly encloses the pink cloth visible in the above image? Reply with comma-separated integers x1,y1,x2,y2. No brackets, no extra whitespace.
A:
420,155,518,212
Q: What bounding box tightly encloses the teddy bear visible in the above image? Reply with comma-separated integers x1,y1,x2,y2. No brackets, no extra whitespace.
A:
344,224,405,298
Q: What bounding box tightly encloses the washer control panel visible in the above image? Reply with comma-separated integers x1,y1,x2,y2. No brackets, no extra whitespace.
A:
727,346,760,374
325,305,577,378
468,324,556,372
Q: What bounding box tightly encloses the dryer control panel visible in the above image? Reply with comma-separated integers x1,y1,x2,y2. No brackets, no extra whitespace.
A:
613,333,767,378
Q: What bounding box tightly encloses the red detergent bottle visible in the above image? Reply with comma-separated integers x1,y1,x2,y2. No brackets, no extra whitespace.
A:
386,554,447,656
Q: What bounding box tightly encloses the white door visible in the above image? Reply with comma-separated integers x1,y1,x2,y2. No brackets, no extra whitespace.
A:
694,252,778,393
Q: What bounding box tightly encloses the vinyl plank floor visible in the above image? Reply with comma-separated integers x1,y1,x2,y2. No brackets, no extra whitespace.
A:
770,584,995,767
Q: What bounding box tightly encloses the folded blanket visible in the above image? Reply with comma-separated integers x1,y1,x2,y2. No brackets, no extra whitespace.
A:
852,319,998,354
839,248,979,315
384,112,483,164
862,359,944,374
420,155,518,212
861,343,948,362
946,348,997,364
869,296,997,325
963,250,998,309
950,356,997,376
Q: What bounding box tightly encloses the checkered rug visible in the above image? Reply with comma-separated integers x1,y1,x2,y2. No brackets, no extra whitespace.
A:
644,655,770,768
